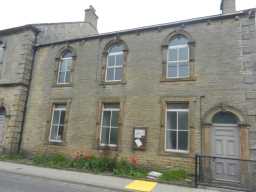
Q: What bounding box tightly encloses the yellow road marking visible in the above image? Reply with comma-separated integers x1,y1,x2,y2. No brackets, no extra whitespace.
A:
125,180,157,192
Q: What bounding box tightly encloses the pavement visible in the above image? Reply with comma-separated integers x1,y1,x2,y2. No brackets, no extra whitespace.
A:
0,161,220,192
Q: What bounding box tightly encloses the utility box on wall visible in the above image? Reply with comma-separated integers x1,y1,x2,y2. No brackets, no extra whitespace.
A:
133,127,147,151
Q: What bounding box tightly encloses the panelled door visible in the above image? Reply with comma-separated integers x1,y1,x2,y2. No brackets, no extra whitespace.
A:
0,110,5,144
212,125,240,182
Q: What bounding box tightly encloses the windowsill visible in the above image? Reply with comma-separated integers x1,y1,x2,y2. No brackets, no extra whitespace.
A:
52,83,73,88
159,150,193,158
99,81,127,86
48,141,65,146
160,76,196,82
97,145,118,151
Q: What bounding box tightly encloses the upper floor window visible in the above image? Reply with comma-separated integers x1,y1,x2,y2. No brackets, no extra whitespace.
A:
167,35,189,79
57,50,73,84
105,44,125,82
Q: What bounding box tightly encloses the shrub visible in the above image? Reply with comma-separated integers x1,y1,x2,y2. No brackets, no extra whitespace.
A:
113,159,147,178
159,169,187,182
32,154,71,168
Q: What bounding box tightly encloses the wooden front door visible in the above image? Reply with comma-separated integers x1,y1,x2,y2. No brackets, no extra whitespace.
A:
212,125,240,182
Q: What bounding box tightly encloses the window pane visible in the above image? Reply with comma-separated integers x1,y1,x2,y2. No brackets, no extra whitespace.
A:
179,62,189,77
169,35,188,46
178,112,188,130
109,44,124,53
179,47,189,60
116,54,124,66
212,112,239,124
59,111,65,125
115,67,122,81
178,131,188,150
52,110,60,124
167,111,177,130
63,59,72,71
106,68,114,81
108,55,115,66
50,125,59,140
102,111,111,127
166,130,177,150
58,125,64,140
104,104,119,109
101,127,110,145
167,103,188,109
168,49,177,61
111,111,119,127
62,50,73,58
58,72,65,83
167,64,177,78
110,128,118,145
65,71,71,83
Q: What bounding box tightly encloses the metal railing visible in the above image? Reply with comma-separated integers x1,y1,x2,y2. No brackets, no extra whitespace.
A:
195,155,256,191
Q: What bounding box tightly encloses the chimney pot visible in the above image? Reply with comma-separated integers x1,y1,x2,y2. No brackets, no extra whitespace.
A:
220,0,236,14
84,5,98,30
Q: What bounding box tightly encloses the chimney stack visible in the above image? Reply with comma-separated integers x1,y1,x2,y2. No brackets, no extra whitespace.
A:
220,0,236,14
85,5,98,29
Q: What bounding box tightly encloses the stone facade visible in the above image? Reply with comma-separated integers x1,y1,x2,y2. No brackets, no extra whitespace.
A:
0,2,256,173
20,8,256,170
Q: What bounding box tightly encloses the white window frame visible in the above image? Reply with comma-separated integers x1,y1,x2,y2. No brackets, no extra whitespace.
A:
57,56,72,85
167,44,190,79
165,107,189,153
105,51,123,82
49,105,66,143
99,106,120,147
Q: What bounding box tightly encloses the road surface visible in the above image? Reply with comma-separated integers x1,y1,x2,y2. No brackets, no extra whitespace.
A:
0,171,121,192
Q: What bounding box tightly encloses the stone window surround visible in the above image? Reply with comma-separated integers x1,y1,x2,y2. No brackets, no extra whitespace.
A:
100,38,129,86
159,97,196,158
95,97,125,151
45,98,72,146
53,45,77,88
161,30,196,82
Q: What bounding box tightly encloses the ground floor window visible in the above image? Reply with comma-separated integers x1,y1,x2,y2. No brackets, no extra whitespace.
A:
49,104,66,142
165,103,189,152
0,107,6,144
100,103,120,147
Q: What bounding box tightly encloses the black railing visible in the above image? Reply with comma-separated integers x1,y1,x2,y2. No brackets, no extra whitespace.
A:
195,155,256,192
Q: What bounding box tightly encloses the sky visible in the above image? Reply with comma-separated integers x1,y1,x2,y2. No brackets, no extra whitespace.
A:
0,0,255,33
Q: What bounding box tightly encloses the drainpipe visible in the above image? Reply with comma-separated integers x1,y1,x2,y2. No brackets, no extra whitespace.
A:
17,31,39,153
199,95,205,155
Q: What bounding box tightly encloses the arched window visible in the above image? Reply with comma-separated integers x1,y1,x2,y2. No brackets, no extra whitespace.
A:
57,50,73,84
212,111,239,124
167,35,189,78
0,106,6,144
105,44,125,82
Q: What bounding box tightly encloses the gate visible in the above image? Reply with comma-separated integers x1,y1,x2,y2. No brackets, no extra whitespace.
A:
195,155,256,191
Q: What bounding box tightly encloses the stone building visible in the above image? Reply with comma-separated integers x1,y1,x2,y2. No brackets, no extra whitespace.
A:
0,6,98,153
0,0,256,185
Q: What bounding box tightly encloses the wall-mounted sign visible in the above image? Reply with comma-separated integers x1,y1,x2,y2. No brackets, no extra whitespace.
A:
133,127,147,151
